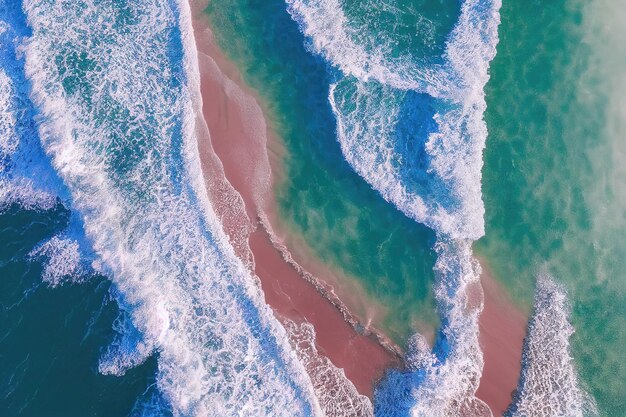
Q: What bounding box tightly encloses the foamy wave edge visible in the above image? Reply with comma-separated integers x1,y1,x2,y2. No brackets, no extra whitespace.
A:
506,275,597,417
20,0,323,414
287,0,501,415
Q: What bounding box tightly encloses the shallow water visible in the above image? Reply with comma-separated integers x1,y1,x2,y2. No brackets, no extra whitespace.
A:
205,0,447,344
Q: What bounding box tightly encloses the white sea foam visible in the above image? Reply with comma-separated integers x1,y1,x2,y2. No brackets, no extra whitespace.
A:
506,276,597,417
28,235,87,286
287,0,500,98
286,0,448,93
288,0,501,414
325,0,501,240
0,69,19,163
329,79,487,240
22,0,321,415
375,239,490,417
99,305,155,376
284,320,373,417
0,19,68,211
0,68,58,210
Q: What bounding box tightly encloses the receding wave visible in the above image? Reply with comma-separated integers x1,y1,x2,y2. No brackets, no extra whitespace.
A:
20,0,321,415
505,276,597,417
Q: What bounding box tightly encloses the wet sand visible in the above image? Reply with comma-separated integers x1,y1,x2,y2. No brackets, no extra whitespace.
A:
189,0,401,398
476,262,528,416
188,0,528,409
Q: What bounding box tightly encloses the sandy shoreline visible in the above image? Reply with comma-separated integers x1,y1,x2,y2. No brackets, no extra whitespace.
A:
188,1,528,413
189,1,401,398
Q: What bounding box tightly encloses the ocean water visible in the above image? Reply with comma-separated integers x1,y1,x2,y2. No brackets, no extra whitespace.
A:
208,0,504,414
1,0,624,416
208,0,621,415
205,0,454,343
0,204,161,417
2,0,321,415
478,0,626,414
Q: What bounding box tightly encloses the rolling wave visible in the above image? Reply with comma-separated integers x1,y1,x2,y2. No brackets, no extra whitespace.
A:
17,0,321,415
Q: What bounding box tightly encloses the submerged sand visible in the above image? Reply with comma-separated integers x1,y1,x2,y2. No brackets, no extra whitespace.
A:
477,262,528,416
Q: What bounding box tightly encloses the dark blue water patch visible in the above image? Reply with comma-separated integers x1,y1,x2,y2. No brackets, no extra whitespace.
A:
0,203,69,263
0,207,157,417
431,317,452,362
393,91,461,212
393,91,438,175
127,384,174,417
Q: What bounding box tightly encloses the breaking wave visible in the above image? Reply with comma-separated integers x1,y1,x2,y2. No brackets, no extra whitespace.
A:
16,0,321,415
506,276,597,417
0,22,65,211
28,235,87,286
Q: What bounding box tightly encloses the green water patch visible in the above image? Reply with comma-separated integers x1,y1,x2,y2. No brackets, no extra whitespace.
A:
203,0,470,342
0,205,158,417
478,0,626,414
341,0,459,61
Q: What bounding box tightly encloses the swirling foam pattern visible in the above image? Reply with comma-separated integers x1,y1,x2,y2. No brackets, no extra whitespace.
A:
18,0,321,415
287,0,500,415
289,0,501,240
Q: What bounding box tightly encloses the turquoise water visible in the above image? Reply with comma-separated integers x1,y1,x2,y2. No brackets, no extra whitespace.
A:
1,0,625,415
204,0,467,342
207,0,624,415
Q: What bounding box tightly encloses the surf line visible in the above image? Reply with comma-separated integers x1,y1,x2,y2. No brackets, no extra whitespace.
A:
287,0,502,415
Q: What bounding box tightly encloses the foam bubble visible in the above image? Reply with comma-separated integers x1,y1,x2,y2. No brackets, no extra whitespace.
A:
0,177,59,211
505,276,597,417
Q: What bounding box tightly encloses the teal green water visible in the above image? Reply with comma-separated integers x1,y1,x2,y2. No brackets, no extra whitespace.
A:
207,0,625,414
0,204,159,416
341,0,459,61
478,0,626,414
1,0,623,414
204,0,470,343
